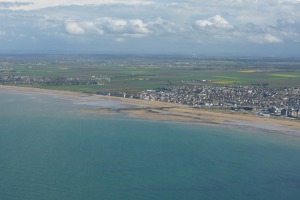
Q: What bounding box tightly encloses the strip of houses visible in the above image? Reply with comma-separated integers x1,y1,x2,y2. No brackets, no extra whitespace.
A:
139,85,300,119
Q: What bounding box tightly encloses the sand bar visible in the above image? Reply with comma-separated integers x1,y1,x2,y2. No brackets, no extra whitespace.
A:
1,85,299,136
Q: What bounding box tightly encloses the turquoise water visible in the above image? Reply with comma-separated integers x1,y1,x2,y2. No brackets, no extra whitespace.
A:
0,91,300,200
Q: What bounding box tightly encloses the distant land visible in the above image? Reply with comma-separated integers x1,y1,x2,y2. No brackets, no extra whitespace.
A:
0,54,299,121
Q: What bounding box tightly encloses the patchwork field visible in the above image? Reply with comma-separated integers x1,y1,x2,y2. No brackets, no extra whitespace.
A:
1,55,300,93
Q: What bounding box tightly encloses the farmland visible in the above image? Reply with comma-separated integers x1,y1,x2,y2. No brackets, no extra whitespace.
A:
1,55,300,94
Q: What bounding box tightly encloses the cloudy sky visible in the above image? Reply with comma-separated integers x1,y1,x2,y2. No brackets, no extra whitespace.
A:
0,0,300,56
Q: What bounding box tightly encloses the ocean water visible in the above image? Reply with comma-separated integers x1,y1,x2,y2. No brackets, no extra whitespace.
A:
0,90,300,200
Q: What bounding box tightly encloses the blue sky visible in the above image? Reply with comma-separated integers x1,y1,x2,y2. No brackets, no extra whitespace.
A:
0,0,300,56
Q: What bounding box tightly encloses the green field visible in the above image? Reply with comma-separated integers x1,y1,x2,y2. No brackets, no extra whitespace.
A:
1,55,300,93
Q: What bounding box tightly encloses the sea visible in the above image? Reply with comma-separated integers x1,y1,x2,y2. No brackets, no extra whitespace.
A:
0,89,300,200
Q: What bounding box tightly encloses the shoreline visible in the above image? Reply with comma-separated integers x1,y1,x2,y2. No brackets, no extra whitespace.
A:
1,85,299,137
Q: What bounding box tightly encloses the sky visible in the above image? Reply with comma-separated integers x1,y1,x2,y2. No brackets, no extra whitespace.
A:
0,0,300,56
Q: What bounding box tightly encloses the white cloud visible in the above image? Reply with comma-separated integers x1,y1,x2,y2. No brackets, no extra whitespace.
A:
97,18,151,38
0,0,154,11
1,0,300,54
195,15,232,29
81,22,104,35
65,22,85,35
262,34,282,43
129,19,150,34
101,18,128,33
64,20,104,35
61,18,152,38
249,34,282,44
147,17,178,35
278,0,300,4
115,37,125,42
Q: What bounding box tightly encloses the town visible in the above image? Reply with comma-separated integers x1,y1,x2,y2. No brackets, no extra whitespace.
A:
1,55,300,120
0,74,110,86
1,72,299,120
139,85,300,119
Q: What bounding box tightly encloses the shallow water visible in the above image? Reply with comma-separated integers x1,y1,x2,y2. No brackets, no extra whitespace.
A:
0,90,300,200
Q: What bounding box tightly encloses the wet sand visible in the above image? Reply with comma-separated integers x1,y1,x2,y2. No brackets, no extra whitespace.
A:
1,85,299,136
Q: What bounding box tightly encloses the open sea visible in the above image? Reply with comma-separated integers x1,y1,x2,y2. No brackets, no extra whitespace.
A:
0,89,300,200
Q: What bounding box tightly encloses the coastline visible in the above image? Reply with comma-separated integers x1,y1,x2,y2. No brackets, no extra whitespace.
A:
1,85,299,136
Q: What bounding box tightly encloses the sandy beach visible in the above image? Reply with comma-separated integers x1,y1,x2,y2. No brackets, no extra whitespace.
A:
1,85,299,136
